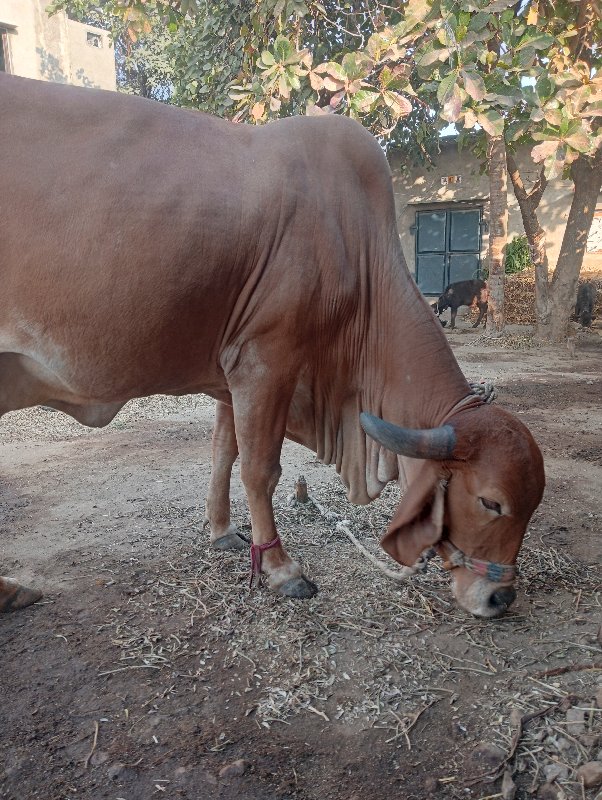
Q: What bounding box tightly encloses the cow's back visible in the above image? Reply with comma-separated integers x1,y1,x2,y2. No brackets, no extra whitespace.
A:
0,76,399,412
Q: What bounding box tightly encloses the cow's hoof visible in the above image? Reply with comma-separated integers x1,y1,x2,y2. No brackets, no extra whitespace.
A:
0,579,43,613
277,575,318,599
211,532,247,551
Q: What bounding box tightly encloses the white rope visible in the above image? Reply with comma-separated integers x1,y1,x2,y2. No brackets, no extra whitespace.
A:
336,520,418,581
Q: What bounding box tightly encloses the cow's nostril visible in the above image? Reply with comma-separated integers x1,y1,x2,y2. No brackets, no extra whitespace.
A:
490,587,516,610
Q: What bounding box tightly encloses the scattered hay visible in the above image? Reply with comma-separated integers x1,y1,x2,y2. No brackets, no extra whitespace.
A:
468,331,542,349
504,271,602,327
96,475,600,797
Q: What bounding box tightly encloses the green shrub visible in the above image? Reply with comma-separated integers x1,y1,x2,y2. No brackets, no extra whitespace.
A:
505,235,532,275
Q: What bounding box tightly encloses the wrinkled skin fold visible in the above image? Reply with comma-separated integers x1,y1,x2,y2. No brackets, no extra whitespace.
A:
0,75,545,617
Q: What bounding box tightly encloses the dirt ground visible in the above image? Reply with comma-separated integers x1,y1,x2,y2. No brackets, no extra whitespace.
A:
1,323,601,800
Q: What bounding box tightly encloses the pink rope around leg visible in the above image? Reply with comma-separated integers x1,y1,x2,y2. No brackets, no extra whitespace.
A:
249,534,282,589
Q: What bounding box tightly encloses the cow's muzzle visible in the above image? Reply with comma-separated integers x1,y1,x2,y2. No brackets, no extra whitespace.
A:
490,585,516,613
450,573,517,618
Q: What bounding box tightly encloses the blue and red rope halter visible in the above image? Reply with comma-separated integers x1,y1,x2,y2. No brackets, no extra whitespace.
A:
440,540,517,583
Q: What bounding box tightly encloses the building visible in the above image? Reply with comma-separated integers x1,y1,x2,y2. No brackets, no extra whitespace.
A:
0,0,115,90
390,137,602,296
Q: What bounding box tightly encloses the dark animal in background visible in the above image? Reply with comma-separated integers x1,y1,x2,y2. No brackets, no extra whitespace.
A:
573,282,596,327
432,279,488,330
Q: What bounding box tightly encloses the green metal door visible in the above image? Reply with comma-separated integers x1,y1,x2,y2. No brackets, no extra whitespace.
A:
415,208,483,295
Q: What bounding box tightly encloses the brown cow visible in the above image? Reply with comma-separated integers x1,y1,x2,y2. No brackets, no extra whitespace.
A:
0,75,545,618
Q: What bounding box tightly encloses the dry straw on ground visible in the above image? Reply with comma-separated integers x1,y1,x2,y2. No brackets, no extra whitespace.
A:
95,476,601,798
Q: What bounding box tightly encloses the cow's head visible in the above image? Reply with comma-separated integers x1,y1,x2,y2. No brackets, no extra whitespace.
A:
434,289,452,315
361,404,545,618
431,301,448,327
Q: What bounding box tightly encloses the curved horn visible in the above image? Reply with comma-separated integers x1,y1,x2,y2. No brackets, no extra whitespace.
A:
360,412,456,460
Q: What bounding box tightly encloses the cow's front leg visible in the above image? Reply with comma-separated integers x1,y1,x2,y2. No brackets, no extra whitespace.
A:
204,401,247,551
0,576,42,613
228,359,317,599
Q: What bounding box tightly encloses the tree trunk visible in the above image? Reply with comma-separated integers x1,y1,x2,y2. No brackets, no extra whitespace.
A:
547,148,602,342
486,134,508,333
506,154,550,333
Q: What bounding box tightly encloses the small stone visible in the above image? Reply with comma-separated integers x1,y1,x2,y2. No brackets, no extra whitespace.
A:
219,759,247,779
469,742,506,770
90,750,109,766
107,762,125,780
576,761,602,789
174,767,188,779
555,737,571,753
509,707,523,727
566,707,586,735
451,720,467,739
543,763,569,782
580,733,600,749
559,695,579,713
501,769,516,800
423,776,439,793
537,783,561,800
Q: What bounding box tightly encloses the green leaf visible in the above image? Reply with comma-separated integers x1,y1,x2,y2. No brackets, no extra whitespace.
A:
274,35,294,63
350,89,379,112
515,33,554,51
382,90,413,117
322,74,346,92
463,109,478,129
366,33,385,60
419,47,450,67
341,52,373,81
468,11,492,31
315,61,346,80
257,51,275,69
442,85,463,122
543,107,562,126
506,121,529,142
565,130,592,153
477,110,505,136
515,46,536,69
543,145,567,180
461,69,486,101
531,139,560,163
536,76,554,100
437,72,458,104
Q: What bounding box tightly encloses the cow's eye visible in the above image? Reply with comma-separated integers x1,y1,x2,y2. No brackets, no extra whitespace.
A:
479,497,502,514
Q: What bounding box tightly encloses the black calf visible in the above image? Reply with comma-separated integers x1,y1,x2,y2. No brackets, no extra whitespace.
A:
574,282,596,327
432,279,488,330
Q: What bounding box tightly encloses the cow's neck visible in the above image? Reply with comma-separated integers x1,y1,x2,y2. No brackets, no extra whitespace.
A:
362,267,471,430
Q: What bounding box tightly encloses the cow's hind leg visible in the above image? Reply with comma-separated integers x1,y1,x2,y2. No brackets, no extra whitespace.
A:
473,302,487,328
204,401,246,551
227,346,317,599
0,576,42,613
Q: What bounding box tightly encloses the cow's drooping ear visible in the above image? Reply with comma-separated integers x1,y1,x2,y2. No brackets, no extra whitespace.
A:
381,461,446,567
